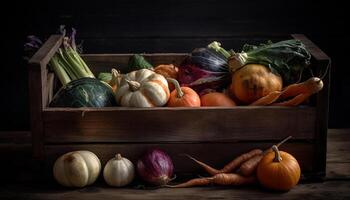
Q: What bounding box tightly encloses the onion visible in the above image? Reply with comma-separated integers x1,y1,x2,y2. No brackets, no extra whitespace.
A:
137,149,174,186
178,47,230,95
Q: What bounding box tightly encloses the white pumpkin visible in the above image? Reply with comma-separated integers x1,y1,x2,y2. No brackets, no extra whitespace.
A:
115,69,170,107
103,154,135,187
53,151,101,187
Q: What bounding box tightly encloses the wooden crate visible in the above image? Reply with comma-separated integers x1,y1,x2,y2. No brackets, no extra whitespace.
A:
28,34,330,180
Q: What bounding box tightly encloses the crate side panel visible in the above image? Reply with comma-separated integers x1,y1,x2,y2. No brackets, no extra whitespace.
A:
43,107,316,143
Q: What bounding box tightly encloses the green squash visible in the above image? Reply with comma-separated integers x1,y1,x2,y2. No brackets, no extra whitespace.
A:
50,78,117,107
127,54,153,72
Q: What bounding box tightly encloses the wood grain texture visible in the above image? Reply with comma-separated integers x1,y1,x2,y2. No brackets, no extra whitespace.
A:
29,35,63,67
293,34,331,179
1,181,349,200
28,64,44,159
43,107,316,143
44,142,315,174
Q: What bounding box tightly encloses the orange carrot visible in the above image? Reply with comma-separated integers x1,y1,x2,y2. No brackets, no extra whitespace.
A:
209,173,256,186
184,154,222,175
166,177,211,188
185,149,263,176
250,91,282,106
238,154,263,176
167,173,256,188
238,136,292,177
277,77,323,104
220,149,263,174
272,93,309,106
280,77,323,99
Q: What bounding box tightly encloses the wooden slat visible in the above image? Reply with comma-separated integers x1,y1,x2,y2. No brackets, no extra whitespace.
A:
43,107,316,143
292,34,331,179
45,142,315,175
28,64,45,159
29,35,63,67
0,181,350,200
291,34,330,61
2,181,350,200
28,35,63,160
327,140,350,163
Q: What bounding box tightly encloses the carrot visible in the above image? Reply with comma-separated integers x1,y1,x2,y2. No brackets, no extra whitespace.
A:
238,136,292,177
238,154,263,176
166,177,211,188
272,93,309,106
272,77,323,106
184,154,222,175
184,149,263,176
209,173,256,186
250,91,281,106
220,149,263,173
279,77,323,101
167,173,256,188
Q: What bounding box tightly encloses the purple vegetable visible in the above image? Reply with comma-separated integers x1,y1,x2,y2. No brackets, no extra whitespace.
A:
137,149,174,186
178,46,231,95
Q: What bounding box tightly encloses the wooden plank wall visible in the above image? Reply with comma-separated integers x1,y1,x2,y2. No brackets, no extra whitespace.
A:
2,0,349,130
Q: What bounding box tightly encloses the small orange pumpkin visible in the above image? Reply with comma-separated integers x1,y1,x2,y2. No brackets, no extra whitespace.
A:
257,145,301,191
167,78,200,107
200,92,236,107
230,64,282,104
154,64,179,91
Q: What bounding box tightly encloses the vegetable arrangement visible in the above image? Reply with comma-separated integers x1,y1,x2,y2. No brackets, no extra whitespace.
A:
29,30,321,192
168,136,300,191
26,27,117,108
52,138,300,192
26,28,324,108
53,149,175,188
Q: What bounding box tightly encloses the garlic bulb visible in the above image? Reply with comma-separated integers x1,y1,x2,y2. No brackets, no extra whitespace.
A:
103,154,135,187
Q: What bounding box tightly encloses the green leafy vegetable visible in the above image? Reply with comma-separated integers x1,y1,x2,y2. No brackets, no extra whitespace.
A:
48,31,95,85
228,39,311,84
127,54,153,71
98,72,112,83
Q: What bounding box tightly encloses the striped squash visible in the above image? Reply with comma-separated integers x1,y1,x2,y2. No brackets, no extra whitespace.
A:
115,69,170,107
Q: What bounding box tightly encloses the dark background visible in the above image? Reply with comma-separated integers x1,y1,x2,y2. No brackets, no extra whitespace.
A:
1,0,349,131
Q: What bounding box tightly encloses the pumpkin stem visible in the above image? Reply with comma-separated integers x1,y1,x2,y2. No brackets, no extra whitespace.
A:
272,145,282,162
276,136,292,147
126,79,141,91
166,78,184,98
115,154,122,160
110,68,122,90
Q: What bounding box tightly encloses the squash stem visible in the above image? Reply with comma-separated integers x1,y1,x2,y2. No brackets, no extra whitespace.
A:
126,79,141,91
167,78,184,98
116,154,122,160
110,68,121,90
272,145,282,162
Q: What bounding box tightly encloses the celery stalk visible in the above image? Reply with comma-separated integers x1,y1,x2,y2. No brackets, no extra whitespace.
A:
49,54,71,85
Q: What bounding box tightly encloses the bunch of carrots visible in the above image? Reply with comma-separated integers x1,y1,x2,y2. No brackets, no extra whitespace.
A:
168,136,292,188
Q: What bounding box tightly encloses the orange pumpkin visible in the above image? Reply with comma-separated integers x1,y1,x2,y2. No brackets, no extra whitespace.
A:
200,92,236,107
154,64,179,91
229,64,282,104
167,78,200,107
257,145,301,191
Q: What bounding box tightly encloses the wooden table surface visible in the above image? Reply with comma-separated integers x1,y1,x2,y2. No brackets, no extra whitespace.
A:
0,129,349,200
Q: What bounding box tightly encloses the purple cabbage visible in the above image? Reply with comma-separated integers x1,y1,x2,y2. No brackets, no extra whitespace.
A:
178,47,231,95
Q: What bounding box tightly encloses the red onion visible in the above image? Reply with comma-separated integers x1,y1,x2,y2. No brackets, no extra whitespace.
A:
137,149,174,186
